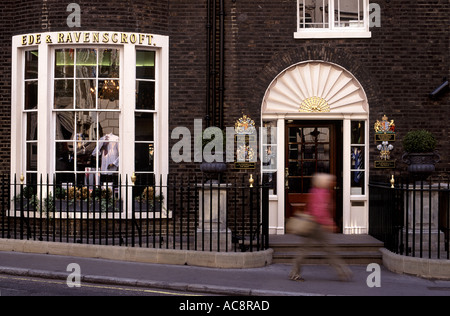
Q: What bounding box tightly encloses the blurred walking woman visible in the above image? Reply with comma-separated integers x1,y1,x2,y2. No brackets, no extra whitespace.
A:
289,173,352,282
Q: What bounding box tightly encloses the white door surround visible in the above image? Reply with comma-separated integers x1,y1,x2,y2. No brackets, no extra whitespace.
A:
261,61,370,235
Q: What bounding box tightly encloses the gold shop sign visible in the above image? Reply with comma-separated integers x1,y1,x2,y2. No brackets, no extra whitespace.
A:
20,31,156,46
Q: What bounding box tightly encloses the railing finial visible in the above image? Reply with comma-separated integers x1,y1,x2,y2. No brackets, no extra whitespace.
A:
390,175,395,188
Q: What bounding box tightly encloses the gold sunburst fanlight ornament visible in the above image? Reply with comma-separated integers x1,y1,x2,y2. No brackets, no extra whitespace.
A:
299,96,330,113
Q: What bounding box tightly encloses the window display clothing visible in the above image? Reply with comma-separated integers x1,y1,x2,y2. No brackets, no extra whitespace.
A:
92,133,119,175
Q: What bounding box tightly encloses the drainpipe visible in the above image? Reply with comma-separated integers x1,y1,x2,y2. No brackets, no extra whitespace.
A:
206,0,212,128
219,0,225,130
212,0,217,127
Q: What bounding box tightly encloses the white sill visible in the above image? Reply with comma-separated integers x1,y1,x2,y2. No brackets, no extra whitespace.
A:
294,30,372,39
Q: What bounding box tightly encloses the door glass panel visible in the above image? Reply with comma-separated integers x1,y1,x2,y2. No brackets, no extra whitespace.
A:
288,161,301,177
303,128,315,142
287,125,331,194
317,161,330,174
288,144,300,160
303,144,316,160
288,178,302,193
317,143,330,160
302,161,315,176
317,128,330,142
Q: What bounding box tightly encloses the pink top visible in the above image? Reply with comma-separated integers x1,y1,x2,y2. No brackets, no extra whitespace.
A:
305,187,334,227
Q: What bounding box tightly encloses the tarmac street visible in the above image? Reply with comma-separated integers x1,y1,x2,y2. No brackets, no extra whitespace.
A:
0,250,450,296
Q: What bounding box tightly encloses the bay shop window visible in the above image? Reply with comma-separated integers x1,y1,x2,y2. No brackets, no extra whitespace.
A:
11,32,169,186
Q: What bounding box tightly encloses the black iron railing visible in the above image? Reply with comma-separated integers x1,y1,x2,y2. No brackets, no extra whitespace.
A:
0,174,269,253
369,176,450,260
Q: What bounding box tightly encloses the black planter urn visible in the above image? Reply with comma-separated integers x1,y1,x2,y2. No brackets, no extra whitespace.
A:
402,152,441,178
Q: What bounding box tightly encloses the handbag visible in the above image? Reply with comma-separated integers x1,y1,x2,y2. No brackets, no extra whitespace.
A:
286,213,318,237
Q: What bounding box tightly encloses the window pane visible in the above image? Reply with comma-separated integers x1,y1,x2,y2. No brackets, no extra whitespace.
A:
135,143,154,172
262,121,277,144
335,0,363,27
136,81,155,110
351,146,365,170
135,113,154,141
98,112,120,137
351,121,365,144
56,112,75,140
26,143,38,171
262,145,277,170
136,51,155,80
98,80,120,109
56,142,74,171
26,173,38,187
351,171,365,195
76,142,96,172
76,112,98,141
92,135,119,175
26,112,38,141
54,80,74,109
90,130,120,175
25,81,38,110
76,49,97,78
55,49,74,78
25,51,38,80
300,0,329,29
98,49,120,78
76,79,96,109
263,172,277,195
55,173,75,187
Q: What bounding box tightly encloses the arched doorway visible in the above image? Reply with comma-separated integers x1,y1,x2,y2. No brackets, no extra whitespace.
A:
261,61,369,235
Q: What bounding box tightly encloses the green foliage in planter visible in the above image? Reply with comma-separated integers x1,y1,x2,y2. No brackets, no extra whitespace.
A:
403,130,437,153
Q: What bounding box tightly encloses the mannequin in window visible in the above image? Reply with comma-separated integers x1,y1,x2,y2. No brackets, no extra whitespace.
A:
92,133,119,175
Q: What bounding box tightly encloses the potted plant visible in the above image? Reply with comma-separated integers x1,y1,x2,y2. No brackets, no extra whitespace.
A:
402,130,440,177
134,186,165,213
13,185,39,212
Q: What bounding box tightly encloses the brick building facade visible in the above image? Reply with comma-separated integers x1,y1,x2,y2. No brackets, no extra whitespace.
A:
1,0,449,235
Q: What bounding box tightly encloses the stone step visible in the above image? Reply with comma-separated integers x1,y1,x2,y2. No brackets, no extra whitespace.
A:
271,243,382,253
270,234,384,265
273,251,383,265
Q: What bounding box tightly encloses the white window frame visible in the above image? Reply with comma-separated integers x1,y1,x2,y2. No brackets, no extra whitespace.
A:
294,0,371,39
11,32,169,186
